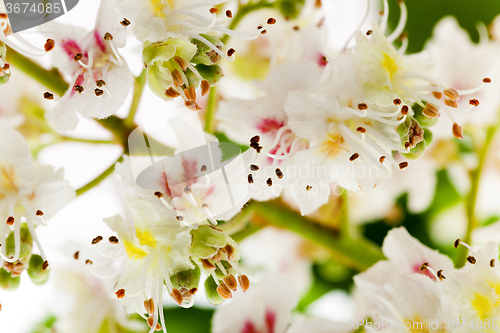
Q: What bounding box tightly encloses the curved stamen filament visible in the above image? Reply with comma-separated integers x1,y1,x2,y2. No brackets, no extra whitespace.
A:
457,83,487,96
78,51,94,69
191,34,233,62
342,0,370,51
157,280,167,333
339,124,364,143
215,261,228,276
191,175,210,190
363,136,398,167
380,0,389,33
0,35,46,57
387,1,407,43
182,192,198,207
108,41,123,67
202,205,217,225
398,71,447,90
159,196,174,210
363,125,409,153
185,61,203,80
398,36,408,54
343,135,386,172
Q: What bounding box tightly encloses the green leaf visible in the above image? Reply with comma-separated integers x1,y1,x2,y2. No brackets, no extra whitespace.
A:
162,306,214,333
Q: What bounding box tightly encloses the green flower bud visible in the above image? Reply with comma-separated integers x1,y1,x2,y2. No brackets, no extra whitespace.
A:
402,137,426,159
143,38,197,101
191,34,224,66
204,275,225,306
0,267,21,291
190,226,239,262
196,64,223,86
277,0,306,20
27,254,49,285
0,41,10,85
6,224,33,260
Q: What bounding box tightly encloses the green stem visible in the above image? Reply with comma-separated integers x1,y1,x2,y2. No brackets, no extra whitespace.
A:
204,85,218,133
125,69,147,127
457,125,499,266
60,136,116,145
6,47,136,150
6,48,68,96
76,156,124,196
252,201,385,271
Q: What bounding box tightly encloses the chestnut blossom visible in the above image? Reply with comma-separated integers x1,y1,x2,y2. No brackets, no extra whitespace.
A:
0,127,74,272
41,0,133,130
217,61,321,202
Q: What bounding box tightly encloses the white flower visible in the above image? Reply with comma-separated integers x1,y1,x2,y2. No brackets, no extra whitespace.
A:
0,127,74,268
104,195,193,331
354,227,454,320
425,17,500,133
115,0,263,61
120,113,253,227
212,273,299,333
217,61,321,203
51,257,146,333
41,0,133,130
283,50,408,215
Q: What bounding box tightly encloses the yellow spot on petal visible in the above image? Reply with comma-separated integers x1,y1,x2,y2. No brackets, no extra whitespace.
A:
136,228,157,248
123,241,148,259
472,293,494,321
319,133,344,158
382,52,398,80
149,0,169,18
0,165,18,193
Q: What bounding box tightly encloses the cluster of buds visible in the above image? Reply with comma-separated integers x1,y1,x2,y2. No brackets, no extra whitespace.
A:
143,36,223,110
0,224,49,292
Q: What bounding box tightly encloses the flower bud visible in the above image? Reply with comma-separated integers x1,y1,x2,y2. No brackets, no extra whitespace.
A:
277,0,306,20
402,138,426,159
27,254,49,285
0,268,21,291
204,275,226,306
0,41,10,85
190,226,239,263
413,104,438,128
196,64,223,86
142,38,197,101
5,224,33,260
169,264,201,308
191,34,224,66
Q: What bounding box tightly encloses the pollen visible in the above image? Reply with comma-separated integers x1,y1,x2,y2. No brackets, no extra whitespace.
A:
250,135,260,143
275,168,283,179
379,156,386,163
217,283,233,299
238,274,250,292
165,87,180,98
85,259,93,265
226,10,232,18
6,216,14,225
399,162,408,169
444,88,460,101
36,210,44,216
201,165,207,172
74,85,84,94
74,53,83,61
250,164,259,171
444,99,458,108
306,185,312,191
356,127,366,133
176,215,184,221
469,99,480,106
109,236,119,244
349,153,359,161
120,18,131,26
174,56,188,71
42,260,49,270
266,178,273,186
437,269,446,280
467,256,476,264
401,105,409,115
94,88,104,96
393,98,402,105
267,18,277,24
227,48,236,57
201,80,210,97
358,103,368,110
115,289,125,299
96,79,106,87
248,174,254,184
483,78,492,83
423,103,440,118
209,7,218,13
452,123,463,140
43,92,54,100
44,39,55,52
103,32,113,41
74,251,79,260
419,263,428,271
92,236,103,245
154,191,163,198
366,30,372,35
171,289,183,305
491,259,496,268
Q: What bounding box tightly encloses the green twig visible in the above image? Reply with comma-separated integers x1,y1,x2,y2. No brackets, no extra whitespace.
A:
457,125,499,266
252,201,385,271
125,69,147,127
60,136,116,145
76,156,124,196
204,85,218,133
6,48,68,96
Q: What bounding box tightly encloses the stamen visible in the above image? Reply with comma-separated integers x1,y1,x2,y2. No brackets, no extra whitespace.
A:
275,168,283,179
226,10,232,18
94,88,104,96
115,289,125,298
42,260,49,270
227,48,235,57
452,123,463,140
399,162,408,169
6,216,14,226
469,99,479,106
202,203,217,225
91,236,103,244
201,80,210,97
74,251,79,259
423,103,440,118
202,258,216,270
44,39,55,52
85,259,93,265
171,289,183,306
444,99,458,108
74,85,84,94
185,100,201,111
109,236,119,244
349,153,359,161
266,178,272,186
491,259,495,268
454,239,473,252
437,269,446,280
306,185,312,191
248,174,254,184
467,256,476,264
379,156,385,163
267,18,277,25
216,282,233,299
165,87,180,98
250,164,259,171
380,0,389,33
443,88,460,101
223,274,238,292
387,0,407,43
172,69,184,87
238,274,250,292
121,18,131,26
